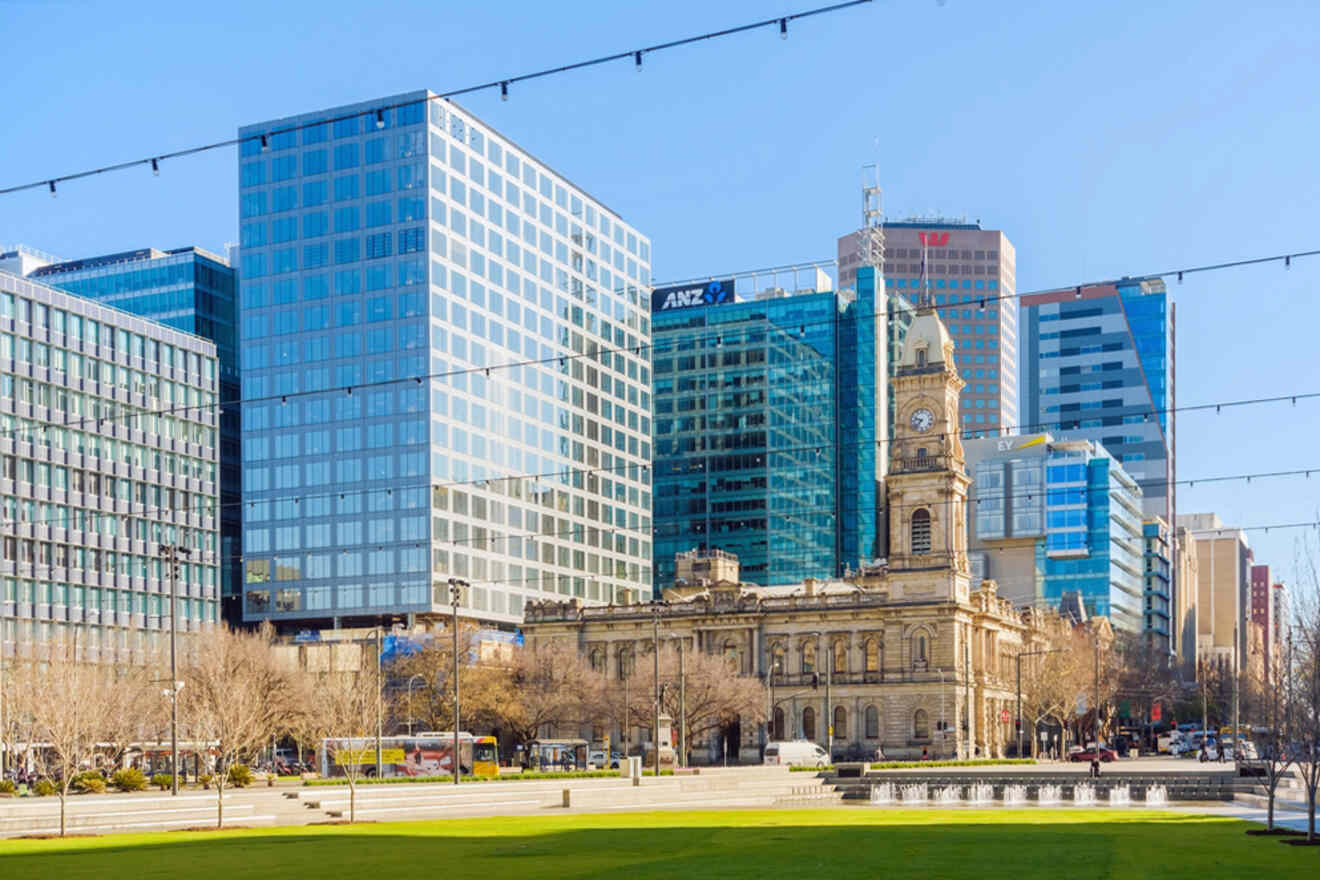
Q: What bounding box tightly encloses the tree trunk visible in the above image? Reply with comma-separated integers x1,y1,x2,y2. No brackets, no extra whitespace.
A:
216,780,225,829
1267,784,1275,831
59,785,67,838
349,780,356,824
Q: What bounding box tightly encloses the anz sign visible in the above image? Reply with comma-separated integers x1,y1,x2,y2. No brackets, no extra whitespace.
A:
651,278,736,312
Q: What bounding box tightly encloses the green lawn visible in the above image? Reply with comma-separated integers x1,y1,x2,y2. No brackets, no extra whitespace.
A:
0,809,1312,879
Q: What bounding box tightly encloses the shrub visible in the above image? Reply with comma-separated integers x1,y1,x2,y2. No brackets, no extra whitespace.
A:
0,779,16,795
227,764,254,788
199,773,215,790
111,768,148,792
70,771,106,794
151,773,175,791
33,778,57,797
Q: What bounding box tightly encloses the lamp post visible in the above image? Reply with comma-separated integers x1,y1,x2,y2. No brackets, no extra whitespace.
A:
406,674,426,735
448,578,467,784
161,543,190,796
1015,649,1063,759
375,626,383,777
651,602,663,778
767,656,781,742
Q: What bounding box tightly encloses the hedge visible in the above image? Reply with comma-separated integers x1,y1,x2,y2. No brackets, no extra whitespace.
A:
304,769,674,786
789,758,1038,773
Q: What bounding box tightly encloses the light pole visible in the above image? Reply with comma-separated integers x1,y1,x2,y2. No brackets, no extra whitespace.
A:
1015,649,1063,759
374,626,383,777
652,602,663,778
161,543,190,796
676,634,686,768
406,674,425,735
767,656,781,742
448,578,467,785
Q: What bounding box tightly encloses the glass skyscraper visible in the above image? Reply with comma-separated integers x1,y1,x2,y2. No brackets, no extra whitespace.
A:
1021,277,1174,524
0,270,221,663
965,434,1144,633
237,91,652,628
28,247,241,621
652,266,903,588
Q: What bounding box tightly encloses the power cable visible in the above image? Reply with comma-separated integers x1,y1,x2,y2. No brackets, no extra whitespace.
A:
0,2,872,197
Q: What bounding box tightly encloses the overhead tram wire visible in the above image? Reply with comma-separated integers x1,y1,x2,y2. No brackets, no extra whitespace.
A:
0,1,872,197
3,242,1316,444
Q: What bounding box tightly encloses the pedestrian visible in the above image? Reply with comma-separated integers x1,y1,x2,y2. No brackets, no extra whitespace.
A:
921,746,929,761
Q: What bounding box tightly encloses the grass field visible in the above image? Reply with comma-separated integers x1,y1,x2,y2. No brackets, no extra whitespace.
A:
0,809,1313,879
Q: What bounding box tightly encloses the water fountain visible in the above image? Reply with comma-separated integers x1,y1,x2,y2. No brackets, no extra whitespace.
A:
1108,785,1131,806
933,785,962,805
1073,783,1096,806
1037,784,1062,805
900,783,929,804
870,782,894,805
1145,785,1168,807
1003,784,1027,806
969,783,994,805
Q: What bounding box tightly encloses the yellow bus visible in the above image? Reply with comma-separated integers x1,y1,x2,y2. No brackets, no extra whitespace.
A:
321,732,499,778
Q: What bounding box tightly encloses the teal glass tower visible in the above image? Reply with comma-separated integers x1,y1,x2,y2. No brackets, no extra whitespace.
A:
652,266,898,588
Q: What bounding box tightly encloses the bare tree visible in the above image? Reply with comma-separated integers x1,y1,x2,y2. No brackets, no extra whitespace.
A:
626,644,766,761
488,639,602,749
387,622,500,735
19,634,119,836
1018,649,1073,757
181,624,296,828
1292,537,1320,842
1248,643,1295,832
295,670,380,822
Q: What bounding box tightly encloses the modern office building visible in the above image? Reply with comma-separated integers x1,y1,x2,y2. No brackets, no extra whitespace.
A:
964,433,1145,633
1142,517,1173,656
236,91,653,628
1178,513,1250,679
651,265,909,588
1021,277,1174,525
838,220,1018,436
0,270,221,663
27,247,241,622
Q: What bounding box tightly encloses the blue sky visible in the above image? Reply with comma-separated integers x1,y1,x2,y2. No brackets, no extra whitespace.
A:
3,0,1319,585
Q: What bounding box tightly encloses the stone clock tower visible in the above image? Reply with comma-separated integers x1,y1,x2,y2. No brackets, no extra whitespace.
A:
885,306,971,601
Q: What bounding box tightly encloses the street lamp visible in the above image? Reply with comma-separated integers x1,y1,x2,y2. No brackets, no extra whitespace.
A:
651,602,665,778
448,578,468,785
406,674,426,735
1015,649,1063,759
161,543,191,796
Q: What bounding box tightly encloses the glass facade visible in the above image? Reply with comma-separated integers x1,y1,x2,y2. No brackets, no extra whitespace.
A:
237,91,652,626
652,267,894,587
966,435,1144,633
1022,278,1174,524
30,248,241,620
1142,518,1172,653
0,271,221,663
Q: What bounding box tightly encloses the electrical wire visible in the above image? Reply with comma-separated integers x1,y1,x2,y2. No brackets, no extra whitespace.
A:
0,1,872,197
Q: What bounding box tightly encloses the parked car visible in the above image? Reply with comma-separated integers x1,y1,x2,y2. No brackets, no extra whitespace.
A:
588,749,623,769
1069,746,1117,763
763,740,830,768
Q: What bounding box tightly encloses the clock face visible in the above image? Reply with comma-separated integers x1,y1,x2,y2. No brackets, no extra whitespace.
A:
910,408,935,433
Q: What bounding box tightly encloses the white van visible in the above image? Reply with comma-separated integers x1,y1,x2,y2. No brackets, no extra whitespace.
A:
763,740,830,768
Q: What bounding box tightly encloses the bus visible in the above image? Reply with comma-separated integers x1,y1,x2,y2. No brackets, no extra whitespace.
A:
320,733,498,779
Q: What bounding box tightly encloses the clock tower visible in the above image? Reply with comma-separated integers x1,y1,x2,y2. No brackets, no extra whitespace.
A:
885,305,971,599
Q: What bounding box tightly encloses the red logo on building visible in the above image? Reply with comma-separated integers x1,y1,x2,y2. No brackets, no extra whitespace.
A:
918,232,950,247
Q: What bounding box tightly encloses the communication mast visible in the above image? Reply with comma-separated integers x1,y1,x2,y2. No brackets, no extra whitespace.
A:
859,163,884,275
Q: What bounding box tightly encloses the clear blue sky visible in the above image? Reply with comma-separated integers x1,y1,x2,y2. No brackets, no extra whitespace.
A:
4,0,1319,585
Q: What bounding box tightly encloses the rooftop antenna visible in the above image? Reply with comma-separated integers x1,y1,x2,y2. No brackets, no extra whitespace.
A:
860,162,884,282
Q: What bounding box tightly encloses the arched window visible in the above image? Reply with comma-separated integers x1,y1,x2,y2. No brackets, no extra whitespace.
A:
832,640,847,674
914,709,930,739
801,642,816,675
915,348,927,367
833,706,847,740
723,640,741,672
802,707,816,741
864,705,880,739
617,649,633,681
771,643,786,681
773,707,786,740
864,639,880,673
915,634,928,666
589,649,604,674
911,508,932,554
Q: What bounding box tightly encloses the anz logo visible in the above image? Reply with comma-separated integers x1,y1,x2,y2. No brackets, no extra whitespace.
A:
656,279,733,311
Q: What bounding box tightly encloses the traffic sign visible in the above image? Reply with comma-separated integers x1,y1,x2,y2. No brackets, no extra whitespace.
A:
1000,709,1010,723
